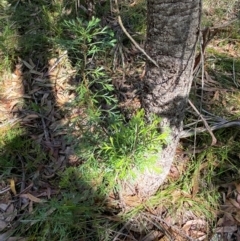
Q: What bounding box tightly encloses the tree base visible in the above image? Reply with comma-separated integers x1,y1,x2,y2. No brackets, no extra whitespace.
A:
120,133,179,198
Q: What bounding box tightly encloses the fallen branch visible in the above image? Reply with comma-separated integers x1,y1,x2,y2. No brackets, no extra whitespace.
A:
188,100,217,145
181,119,240,138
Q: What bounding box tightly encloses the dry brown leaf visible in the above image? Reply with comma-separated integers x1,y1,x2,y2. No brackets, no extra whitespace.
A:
0,229,15,241
236,229,240,241
34,78,47,83
36,83,54,87
29,200,33,213
9,100,22,112
213,90,220,101
190,230,206,237
49,119,68,130
124,195,142,207
141,230,163,241
41,93,49,106
235,182,240,194
236,194,240,204
204,71,219,85
0,204,8,212
56,93,70,105
30,69,43,76
28,87,41,94
215,225,237,233
46,187,51,199
172,190,191,203
48,58,57,67
164,215,175,226
187,219,206,226
0,220,7,232
30,134,44,143
168,166,180,179
222,99,227,107
226,184,234,198
197,234,207,241
191,169,200,197
22,114,39,122
234,212,240,224
5,204,17,222
20,193,47,203
229,198,240,209
217,217,225,226
6,237,26,241
182,219,206,233
28,58,35,68
22,60,34,70
14,65,23,77
217,213,236,228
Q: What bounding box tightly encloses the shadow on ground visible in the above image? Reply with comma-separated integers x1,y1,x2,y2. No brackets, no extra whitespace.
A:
0,0,240,241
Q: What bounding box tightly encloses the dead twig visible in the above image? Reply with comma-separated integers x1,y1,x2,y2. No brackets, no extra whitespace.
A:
141,213,173,241
45,53,67,76
112,219,138,241
0,186,10,194
145,213,196,241
188,100,217,145
114,0,159,68
181,119,240,138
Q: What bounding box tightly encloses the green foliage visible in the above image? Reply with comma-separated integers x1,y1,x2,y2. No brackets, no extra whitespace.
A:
0,125,47,179
206,52,240,84
202,0,239,27
1,0,239,239
57,17,116,109
59,17,115,66
0,3,18,74
17,192,107,241
203,51,240,118
121,0,147,35
75,109,168,194
101,110,167,176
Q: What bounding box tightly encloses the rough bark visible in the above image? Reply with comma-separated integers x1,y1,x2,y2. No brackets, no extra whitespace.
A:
122,0,201,198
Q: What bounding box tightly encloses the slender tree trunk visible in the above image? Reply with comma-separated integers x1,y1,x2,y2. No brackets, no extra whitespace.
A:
122,0,201,198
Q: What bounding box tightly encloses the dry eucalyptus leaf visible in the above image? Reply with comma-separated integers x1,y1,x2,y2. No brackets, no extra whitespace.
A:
5,204,17,222
0,204,8,212
235,182,240,194
20,193,47,203
141,230,163,241
22,114,39,122
229,198,240,209
30,69,43,76
6,238,26,241
215,225,237,233
0,219,7,232
22,60,34,70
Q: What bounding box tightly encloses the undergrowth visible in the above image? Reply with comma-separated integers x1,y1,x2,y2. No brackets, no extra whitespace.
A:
0,1,168,239
72,109,168,195
0,0,240,240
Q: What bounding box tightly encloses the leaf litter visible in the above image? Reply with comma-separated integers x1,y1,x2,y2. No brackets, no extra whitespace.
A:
0,51,77,239
0,2,240,241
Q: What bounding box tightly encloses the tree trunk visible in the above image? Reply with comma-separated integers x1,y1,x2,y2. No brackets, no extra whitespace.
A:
122,0,201,198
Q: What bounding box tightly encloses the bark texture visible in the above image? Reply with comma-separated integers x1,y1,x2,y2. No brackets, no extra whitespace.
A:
122,0,201,198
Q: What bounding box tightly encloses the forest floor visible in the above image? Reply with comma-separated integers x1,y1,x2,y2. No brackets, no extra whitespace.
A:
0,0,240,240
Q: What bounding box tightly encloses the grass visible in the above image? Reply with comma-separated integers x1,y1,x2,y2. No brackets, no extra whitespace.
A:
120,0,147,35
0,0,240,240
202,0,239,27
201,51,240,118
